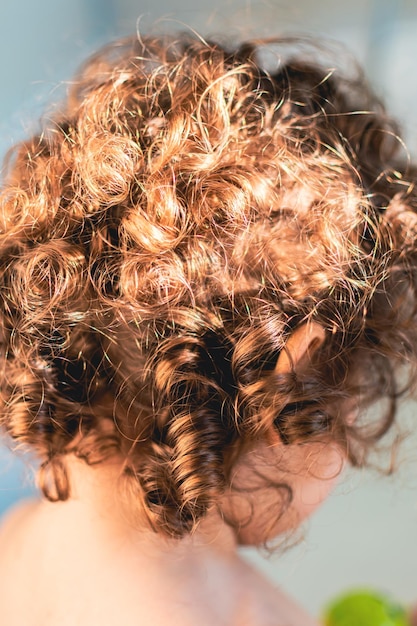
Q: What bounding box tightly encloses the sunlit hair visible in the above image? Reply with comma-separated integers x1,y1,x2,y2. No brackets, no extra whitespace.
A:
1,33,417,538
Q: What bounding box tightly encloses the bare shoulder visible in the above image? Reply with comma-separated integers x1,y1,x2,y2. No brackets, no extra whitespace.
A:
0,497,40,541
0,497,42,579
0,498,43,625
237,556,321,626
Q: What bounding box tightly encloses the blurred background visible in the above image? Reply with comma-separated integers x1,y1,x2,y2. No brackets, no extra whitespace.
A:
1,0,417,618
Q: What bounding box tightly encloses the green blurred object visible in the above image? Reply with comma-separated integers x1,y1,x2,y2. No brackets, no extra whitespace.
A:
323,589,410,626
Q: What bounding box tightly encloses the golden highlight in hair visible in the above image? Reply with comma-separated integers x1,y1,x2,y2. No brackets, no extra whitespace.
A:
1,34,417,537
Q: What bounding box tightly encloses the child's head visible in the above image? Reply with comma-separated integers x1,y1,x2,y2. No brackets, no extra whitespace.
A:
1,34,416,543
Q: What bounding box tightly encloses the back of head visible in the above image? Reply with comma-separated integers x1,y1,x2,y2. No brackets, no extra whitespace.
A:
1,33,417,538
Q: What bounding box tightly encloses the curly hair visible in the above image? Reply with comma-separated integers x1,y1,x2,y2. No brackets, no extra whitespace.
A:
1,33,417,538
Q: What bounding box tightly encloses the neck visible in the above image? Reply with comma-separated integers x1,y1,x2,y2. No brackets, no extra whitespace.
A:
38,454,238,566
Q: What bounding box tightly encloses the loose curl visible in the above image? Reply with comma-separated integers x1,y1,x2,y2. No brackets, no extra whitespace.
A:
1,33,417,537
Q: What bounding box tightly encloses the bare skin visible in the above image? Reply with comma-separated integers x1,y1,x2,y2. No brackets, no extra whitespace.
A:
0,453,323,626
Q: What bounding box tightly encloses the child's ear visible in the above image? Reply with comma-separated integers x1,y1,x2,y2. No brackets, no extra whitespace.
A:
275,321,325,375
